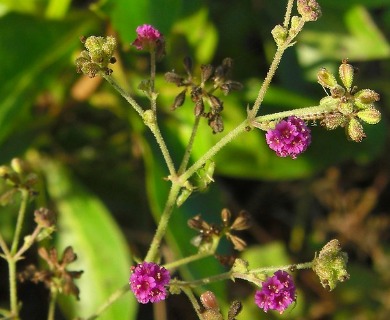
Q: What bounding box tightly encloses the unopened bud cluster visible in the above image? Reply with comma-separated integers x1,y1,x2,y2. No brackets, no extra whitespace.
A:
312,239,349,291
317,60,381,142
272,0,321,46
165,57,242,134
75,36,117,78
0,158,38,203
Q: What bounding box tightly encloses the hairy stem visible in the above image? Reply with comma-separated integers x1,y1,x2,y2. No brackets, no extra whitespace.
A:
83,284,129,320
144,183,181,262
150,50,157,112
8,258,18,318
181,288,203,320
164,238,219,270
178,116,201,175
283,0,295,27
255,102,338,125
101,74,144,117
47,290,57,320
250,261,313,274
146,115,177,177
0,232,10,257
14,225,42,261
10,189,29,255
180,121,248,183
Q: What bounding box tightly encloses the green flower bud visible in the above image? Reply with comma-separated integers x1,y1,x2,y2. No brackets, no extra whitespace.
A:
289,16,303,36
80,61,100,78
0,165,12,178
85,36,105,63
330,84,346,98
202,309,223,320
142,110,155,125
357,108,381,125
312,239,349,291
320,113,347,130
231,258,249,274
339,60,354,91
317,68,338,89
271,25,288,47
337,100,353,115
102,36,116,56
176,188,192,207
76,36,117,78
354,89,380,109
347,118,366,142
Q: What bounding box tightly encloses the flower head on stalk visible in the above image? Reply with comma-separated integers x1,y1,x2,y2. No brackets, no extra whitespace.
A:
132,24,165,58
254,270,296,314
265,116,311,159
129,262,171,304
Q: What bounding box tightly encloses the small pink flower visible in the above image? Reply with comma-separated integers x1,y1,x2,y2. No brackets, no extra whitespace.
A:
129,262,170,304
266,116,311,159
255,270,296,314
132,24,163,51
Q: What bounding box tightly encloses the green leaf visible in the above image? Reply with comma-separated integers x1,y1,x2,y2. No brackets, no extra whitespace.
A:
298,6,390,62
0,13,95,145
43,159,136,320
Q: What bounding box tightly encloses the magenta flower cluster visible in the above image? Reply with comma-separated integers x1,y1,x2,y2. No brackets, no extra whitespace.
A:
132,24,162,50
265,116,311,159
129,262,170,304
255,270,296,314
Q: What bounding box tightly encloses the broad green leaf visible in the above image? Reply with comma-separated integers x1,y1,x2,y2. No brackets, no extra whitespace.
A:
43,159,136,320
172,8,218,64
298,6,390,62
45,0,72,19
0,13,96,145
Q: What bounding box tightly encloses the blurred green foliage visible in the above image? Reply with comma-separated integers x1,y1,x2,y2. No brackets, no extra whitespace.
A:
0,0,389,319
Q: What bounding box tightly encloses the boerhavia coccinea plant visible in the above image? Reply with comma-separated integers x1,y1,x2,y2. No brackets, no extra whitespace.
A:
1,0,382,319
73,0,380,318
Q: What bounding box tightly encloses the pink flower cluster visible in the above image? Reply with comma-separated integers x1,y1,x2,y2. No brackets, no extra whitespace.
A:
129,262,170,304
132,24,162,51
255,270,296,314
265,116,311,159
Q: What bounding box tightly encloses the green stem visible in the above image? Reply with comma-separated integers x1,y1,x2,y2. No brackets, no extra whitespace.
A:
103,73,176,176
181,287,203,320
8,258,18,318
101,74,144,117
255,103,338,125
173,270,232,288
248,46,286,118
47,290,57,320
180,121,248,183
0,232,10,257
249,20,305,119
14,226,42,261
178,116,201,175
164,238,219,270
146,116,177,177
83,284,129,320
250,261,313,274
283,0,295,27
10,189,29,255
150,50,157,112
144,183,181,262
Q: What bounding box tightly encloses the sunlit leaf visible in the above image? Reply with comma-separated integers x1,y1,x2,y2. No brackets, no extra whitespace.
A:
43,159,136,320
